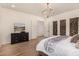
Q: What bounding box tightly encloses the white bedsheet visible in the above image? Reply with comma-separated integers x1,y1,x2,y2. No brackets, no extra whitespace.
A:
36,36,79,56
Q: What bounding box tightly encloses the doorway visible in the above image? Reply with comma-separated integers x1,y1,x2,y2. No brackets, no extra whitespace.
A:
37,21,45,37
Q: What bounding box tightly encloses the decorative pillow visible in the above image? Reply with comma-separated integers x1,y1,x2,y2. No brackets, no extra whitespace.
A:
71,34,79,43
75,40,79,49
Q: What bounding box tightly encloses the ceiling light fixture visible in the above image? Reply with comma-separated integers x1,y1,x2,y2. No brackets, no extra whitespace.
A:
11,4,16,8
41,3,54,18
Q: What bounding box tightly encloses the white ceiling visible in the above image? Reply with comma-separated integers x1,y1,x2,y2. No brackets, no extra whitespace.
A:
0,3,79,17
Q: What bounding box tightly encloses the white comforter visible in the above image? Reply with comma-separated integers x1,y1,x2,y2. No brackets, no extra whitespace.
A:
36,36,79,56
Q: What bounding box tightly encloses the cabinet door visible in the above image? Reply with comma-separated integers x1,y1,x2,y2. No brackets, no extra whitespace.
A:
21,33,29,41
53,21,57,35
11,33,21,44
60,20,66,35
70,17,78,36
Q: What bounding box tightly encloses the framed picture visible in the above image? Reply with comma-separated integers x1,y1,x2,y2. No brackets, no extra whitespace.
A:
14,23,25,33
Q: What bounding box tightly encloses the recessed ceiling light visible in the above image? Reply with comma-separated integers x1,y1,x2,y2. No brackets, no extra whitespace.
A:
11,4,16,8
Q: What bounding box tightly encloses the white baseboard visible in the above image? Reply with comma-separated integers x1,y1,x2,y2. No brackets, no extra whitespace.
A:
1,42,10,47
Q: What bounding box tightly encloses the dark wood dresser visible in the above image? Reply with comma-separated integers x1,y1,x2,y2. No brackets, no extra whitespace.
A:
11,32,29,44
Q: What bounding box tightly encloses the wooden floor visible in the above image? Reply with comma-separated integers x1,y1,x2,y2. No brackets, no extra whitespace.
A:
0,37,45,56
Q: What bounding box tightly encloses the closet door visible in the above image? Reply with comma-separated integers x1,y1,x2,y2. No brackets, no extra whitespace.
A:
60,20,66,35
53,21,57,35
70,17,78,36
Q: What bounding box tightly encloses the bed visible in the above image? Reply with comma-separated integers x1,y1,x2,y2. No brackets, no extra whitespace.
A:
36,35,79,56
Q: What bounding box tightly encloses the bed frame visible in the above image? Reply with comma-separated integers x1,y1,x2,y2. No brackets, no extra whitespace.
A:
37,51,48,56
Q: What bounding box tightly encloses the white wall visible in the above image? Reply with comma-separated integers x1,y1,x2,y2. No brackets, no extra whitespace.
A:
49,9,79,36
1,5,79,45
0,6,44,45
